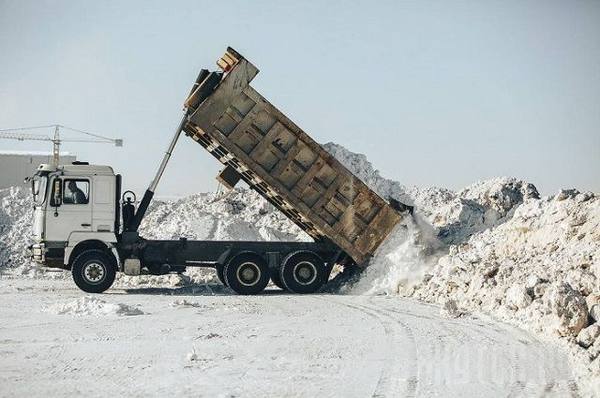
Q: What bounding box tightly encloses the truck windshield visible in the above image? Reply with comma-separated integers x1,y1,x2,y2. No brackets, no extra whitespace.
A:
31,173,48,205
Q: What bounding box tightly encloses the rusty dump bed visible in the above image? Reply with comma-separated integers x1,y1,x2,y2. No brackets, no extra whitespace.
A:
183,47,405,265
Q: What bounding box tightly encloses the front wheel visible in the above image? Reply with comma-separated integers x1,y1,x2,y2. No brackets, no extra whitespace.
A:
71,249,117,293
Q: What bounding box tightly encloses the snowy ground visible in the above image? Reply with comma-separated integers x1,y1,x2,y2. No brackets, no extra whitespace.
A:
0,277,579,398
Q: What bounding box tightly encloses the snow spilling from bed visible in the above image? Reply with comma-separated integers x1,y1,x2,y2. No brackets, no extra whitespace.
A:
341,219,440,296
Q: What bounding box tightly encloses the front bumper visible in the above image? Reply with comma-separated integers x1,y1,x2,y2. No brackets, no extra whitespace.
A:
30,243,45,264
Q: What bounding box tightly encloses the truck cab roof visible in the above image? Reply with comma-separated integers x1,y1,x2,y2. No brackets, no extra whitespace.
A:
37,163,115,176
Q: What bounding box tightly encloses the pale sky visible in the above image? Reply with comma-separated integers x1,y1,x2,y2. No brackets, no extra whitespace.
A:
1,0,598,197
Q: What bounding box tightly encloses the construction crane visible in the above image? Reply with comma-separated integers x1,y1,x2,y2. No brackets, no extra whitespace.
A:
0,124,123,167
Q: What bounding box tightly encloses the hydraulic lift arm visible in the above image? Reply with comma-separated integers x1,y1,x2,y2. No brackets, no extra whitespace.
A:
126,67,223,232
127,113,188,232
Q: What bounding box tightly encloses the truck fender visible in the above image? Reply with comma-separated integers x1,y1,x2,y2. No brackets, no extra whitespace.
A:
216,247,233,266
64,232,118,266
110,246,122,271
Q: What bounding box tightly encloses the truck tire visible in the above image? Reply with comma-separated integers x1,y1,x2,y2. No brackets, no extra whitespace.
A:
270,272,286,290
71,249,117,293
216,263,228,287
280,251,325,294
223,252,269,295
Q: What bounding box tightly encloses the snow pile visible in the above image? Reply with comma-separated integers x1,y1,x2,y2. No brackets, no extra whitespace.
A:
0,187,62,277
410,191,600,394
0,187,35,272
47,296,144,316
411,191,598,333
326,143,599,396
139,189,308,242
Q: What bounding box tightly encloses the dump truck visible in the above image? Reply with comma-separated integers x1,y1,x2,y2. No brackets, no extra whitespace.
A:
29,47,410,295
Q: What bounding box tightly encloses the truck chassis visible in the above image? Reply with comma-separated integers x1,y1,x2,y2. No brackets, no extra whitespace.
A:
36,216,343,295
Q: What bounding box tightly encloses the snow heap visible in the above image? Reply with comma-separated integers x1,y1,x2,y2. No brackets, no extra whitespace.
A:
138,189,308,242
47,296,144,316
0,187,35,273
325,142,599,395
411,191,599,392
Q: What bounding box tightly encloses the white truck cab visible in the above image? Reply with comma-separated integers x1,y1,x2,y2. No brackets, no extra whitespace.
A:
30,162,120,270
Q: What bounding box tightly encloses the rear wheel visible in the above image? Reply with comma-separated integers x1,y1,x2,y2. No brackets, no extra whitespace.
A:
280,251,325,294
224,253,270,295
71,249,117,293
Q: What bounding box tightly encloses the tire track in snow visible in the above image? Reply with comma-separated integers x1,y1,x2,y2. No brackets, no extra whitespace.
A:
370,298,581,397
323,297,419,398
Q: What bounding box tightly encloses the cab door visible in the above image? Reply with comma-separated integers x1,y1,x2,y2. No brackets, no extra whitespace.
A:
91,175,115,233
45,177,93,243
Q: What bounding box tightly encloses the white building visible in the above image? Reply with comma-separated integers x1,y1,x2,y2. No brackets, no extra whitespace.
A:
0,151,77,189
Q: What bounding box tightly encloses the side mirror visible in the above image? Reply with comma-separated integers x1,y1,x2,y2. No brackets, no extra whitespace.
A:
52,179,62,207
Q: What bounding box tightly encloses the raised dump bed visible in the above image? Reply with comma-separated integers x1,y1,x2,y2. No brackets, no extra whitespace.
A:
183,48,406,265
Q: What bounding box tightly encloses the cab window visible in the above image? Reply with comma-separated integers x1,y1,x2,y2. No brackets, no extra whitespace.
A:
62,179,90,205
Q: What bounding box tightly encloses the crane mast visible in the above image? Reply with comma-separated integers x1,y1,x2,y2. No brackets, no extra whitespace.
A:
52,125,59,167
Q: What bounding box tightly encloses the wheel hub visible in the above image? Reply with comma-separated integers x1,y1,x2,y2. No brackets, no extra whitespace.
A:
293,261,317,285
83,262,105,284
237,262,261,286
